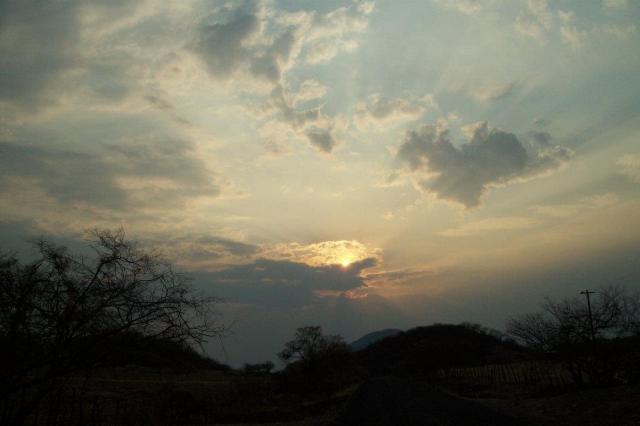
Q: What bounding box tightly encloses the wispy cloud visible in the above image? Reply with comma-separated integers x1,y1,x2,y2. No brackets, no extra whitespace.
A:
531,193,619,218
618,154,640,183
438,216,539,237
354,94,435,130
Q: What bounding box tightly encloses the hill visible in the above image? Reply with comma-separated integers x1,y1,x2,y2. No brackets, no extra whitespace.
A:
356,323,526,377
350,328,402,351
92,332,231,372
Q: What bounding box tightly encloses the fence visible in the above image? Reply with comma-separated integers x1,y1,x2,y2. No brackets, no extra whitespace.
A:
435,361,575,390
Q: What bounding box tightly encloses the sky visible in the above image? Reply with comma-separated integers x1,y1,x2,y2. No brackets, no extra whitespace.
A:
1,0,640,366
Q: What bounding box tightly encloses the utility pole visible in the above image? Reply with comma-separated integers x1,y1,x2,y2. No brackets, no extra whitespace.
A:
580,289,596,342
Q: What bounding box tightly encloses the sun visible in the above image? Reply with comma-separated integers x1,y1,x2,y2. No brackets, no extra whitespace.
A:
340,257,353,268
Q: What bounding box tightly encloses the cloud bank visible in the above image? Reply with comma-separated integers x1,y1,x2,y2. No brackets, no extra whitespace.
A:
199,257,377,308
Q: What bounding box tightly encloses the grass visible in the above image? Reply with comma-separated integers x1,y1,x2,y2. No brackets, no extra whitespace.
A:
26,367,354,425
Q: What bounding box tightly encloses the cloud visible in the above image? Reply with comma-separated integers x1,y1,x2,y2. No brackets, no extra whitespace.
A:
469,82,515,102
515,0,553,40
0,0,151,116
257,84,337,153
532,193,619,218
433,0,485,15
558,10,585,49
291,80,328,106
532,118,551,128
197,257,377,307
527,130,552,146
604,0,629,8
145,234,260,270
438,216,539,237
355,94,435,130
257,83,339,153
305,127,337,153
193,4,263,79
0,137,220,210
304,2,375,64
514,2,586,49
0,0,81,111
266,86,321,128
364,267,437,288
103,138,221,204
262,240,382,267
618,154,640,183
0,141,127,208
600,24,637,39
396,121,573,207
192,235,258,257
191,1,376,155
191,1,315,86
192,1,375,82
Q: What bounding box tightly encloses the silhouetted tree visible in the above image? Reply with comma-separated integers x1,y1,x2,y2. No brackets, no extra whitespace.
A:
508,286,639,349
278,326,346,364
278,326,363,396
0,229,223,423
506,285,640,385
242,361,275,375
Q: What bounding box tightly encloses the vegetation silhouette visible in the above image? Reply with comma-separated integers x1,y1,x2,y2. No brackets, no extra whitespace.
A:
277,326,365,397
507,286,640,386
357,323,525,377
0,229,224,424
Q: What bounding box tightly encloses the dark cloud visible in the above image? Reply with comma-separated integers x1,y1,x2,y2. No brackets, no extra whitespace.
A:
397,122,573,207
249,30,297,82
197,257,377,307
194,11,260,79
532,118,551,128
528,130,552,146
0,137,219,209
265,85,339,153
171,235,259,263
105,138,219,198
305,127,337,153
269,86,321,128
194,236,259,257
0,0,142,112
0,219,92,261
0,141,128,208
193,3,357,155
145,94,193,126
0,0,81,110
145,94,173,111
193,3,300,84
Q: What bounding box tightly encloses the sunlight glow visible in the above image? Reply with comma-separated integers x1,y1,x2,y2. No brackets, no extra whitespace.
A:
340,257,353,268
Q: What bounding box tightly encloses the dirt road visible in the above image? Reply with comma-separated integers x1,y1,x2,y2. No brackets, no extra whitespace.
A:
337,377,524,426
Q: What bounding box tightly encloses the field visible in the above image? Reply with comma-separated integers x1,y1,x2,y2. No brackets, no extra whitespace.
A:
19,367,350,425
16,365,640,425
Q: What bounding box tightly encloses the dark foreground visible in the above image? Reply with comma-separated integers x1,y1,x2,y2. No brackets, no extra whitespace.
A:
13,370,640,425
337,377,520,426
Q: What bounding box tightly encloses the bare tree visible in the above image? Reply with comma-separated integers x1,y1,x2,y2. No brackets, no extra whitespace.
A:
0,229,223,423
507,286,636,349
278,326,346,365
278,326,363,396
506,285,640,385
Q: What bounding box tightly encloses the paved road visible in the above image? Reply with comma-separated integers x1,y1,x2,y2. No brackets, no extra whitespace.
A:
337,377,524,426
